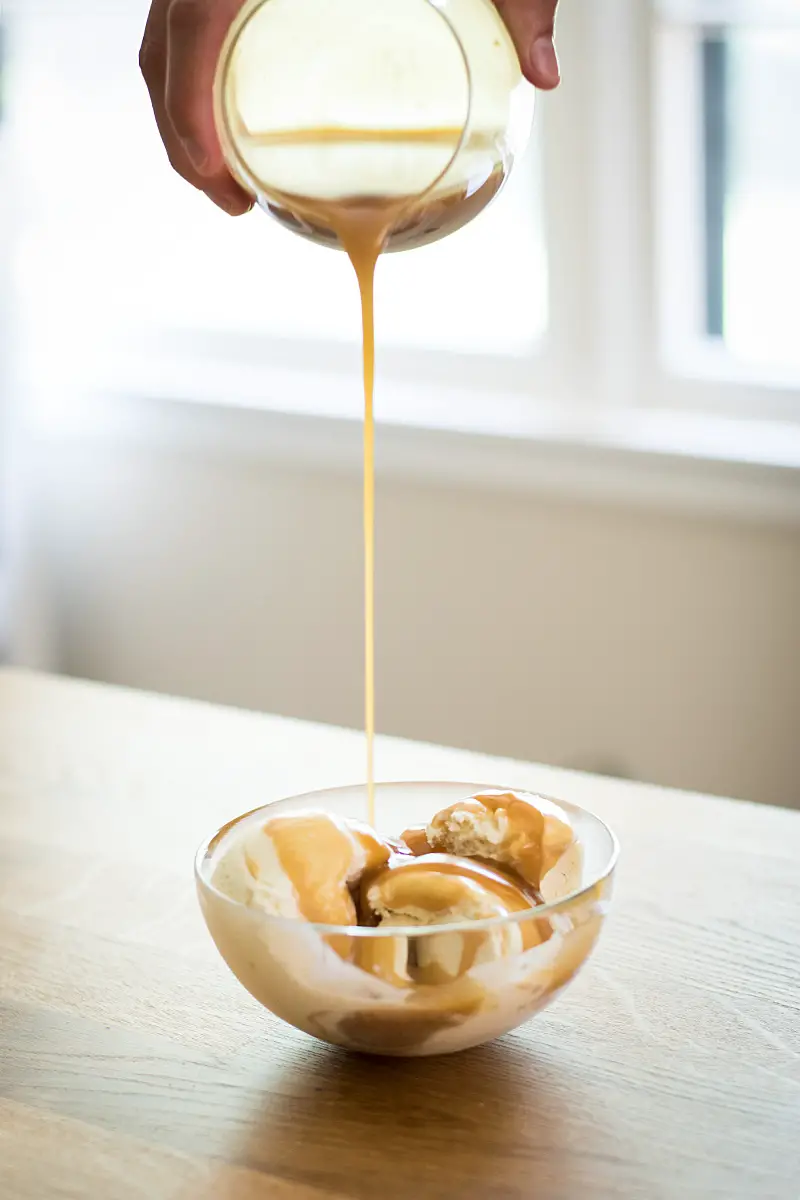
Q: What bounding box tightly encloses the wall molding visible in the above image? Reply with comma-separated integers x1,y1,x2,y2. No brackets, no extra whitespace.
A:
22,372,800,527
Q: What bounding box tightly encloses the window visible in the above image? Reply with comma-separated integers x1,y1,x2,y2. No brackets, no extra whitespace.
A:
4,1,800,457
656,1,800,414
7,3,546,402
703,26,800,370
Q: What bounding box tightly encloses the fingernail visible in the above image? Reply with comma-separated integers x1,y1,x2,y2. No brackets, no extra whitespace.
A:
216,193,254,217
528,36,560,87
181,136,210,173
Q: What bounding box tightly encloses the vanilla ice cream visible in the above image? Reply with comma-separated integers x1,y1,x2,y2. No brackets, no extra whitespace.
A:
357,853,545,986
213,809,391,937
406,789,575,891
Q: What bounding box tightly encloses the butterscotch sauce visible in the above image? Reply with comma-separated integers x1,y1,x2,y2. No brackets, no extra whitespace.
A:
348,217,381,830
315,975,486,1053
230,123,511,827
242,810,392,958
237,126,503,826
239,125,468,147
328,201,395,829
425,790,575,890
362,853,539,920
231,119,506,248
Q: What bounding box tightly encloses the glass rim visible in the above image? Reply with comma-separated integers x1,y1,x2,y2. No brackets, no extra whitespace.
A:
212,0,475,211
194,780,620,938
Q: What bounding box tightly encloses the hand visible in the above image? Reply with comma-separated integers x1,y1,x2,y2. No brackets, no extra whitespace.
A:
140,0,561,216
139,0,253,215
495,0,561,89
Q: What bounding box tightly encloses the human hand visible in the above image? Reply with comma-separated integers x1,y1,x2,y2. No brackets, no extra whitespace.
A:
140,0,561,216
494,0,560,89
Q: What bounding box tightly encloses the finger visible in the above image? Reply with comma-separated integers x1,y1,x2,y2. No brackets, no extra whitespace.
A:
494,0,560,90
165,0,242,174
140,1,252,214
165,0,253,213
140,5,204,189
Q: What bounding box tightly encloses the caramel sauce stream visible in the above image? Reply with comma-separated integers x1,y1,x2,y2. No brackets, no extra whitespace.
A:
355,240,378,827
239,126,492,826
242,125,467,147
327,206,391,829
261,195,399,826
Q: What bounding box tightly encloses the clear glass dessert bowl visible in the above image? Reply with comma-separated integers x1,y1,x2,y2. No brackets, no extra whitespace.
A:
195,782,618,1057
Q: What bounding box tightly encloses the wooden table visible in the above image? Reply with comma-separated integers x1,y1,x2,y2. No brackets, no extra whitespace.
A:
0,669,798,1200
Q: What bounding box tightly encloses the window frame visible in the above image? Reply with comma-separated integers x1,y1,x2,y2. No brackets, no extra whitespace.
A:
653,0,800,421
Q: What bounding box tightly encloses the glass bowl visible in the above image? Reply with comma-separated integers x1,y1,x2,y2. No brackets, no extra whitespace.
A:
195,782,618,1057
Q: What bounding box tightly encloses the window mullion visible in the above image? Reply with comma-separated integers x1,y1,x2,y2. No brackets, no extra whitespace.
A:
585,0,655,413
536,1,595,407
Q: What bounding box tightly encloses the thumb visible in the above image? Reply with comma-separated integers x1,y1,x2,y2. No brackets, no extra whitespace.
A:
494,0,560,90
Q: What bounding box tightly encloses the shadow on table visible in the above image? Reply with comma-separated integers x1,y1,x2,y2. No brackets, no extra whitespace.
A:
212,1033,578,1200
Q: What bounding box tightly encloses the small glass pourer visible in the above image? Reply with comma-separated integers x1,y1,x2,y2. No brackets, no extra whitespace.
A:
214,0,535,252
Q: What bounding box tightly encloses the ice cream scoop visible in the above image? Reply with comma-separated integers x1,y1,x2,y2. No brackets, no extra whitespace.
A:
213,809,391,934
356,853,543,986
404,790,574,891
362,853,538,923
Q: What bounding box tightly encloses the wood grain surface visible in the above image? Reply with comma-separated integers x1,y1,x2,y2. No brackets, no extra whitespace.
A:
0,668,798,1200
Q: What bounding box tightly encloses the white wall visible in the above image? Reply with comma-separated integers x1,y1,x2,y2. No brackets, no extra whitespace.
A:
18,426,800,809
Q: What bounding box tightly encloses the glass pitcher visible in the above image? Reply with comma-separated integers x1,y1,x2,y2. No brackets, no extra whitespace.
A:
213,0,534,251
